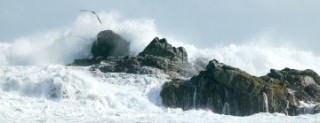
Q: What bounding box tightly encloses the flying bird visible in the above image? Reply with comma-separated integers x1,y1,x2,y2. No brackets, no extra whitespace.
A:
80,10,103,24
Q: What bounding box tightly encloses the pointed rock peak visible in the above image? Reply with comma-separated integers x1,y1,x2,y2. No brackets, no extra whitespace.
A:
151,37,160,42
138,37,188,62
149,37,168,45
206,59,224,70
159,38,168,43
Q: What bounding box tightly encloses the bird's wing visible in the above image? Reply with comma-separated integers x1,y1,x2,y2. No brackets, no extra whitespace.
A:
92,12,103,24
79,9,103,24
80,9,90,12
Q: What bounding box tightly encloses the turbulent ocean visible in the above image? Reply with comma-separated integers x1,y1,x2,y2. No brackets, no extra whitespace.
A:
1,12,320,122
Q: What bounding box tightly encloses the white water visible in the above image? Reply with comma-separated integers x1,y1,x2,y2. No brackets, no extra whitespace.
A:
1,66,320,122
193,86,197,108
288,88,298,106
1,12,320,122
222,102,231,115
263,92,269,113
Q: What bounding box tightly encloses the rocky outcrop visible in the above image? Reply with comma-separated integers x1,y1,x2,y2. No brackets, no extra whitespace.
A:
71,29,320,116
160,59,320,116
91,37,197,77
91,30,130,58
70,30,199,77
264,68,320,102
135,37,196,76
138,37,188,63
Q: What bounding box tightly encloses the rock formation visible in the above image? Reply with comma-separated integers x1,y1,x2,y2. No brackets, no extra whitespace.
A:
160,60,320,116
71,30,320,116
91,30,130,58
138,37,188,63
70,30,199,77
92,37,197,77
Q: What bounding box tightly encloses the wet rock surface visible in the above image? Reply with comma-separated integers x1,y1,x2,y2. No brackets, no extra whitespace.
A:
71,30,320,116
160,60,320,116
70,30,200,77
138,37,188,63
91,30,130,58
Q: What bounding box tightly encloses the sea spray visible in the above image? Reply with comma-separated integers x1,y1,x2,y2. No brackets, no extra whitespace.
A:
0,12,158,66
288,89,297,106
193,86,197,108
222,102,231,115
263,92,269,112
1,12,320,78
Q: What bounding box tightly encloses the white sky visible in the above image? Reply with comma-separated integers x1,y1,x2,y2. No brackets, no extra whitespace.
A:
0,0,319,51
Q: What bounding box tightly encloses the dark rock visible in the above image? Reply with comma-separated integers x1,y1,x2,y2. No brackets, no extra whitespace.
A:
267,69,284,81
70,30,198,77
138,37,188,63
161,60,268,116
71,32,198,77
94,57,144,74
134,37,197,76
69,59,99,66
313,104,320,114
91,30,130,58
305,84,320,99
160,79,196,110
160,59,320,116
266,68,320,102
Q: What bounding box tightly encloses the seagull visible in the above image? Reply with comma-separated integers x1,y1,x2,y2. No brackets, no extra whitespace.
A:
80,10,103,24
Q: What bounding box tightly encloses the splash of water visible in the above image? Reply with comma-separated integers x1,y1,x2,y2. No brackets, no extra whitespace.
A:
193,86,197,108
263,92,269,113
0,12,320,77
0,12,158,66
222,102,231,115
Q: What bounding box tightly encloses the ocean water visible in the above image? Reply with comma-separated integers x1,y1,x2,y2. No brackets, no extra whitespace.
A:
1,12,320,122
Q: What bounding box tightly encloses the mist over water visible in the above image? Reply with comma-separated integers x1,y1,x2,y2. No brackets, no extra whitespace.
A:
0,12,158,66
0,12,320,76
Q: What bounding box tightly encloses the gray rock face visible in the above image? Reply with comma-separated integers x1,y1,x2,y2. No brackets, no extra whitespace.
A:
71,30,320,116
160,59,320,116
92,37,197,77
139,37,188,63
71,31,198,77
91,30,130,58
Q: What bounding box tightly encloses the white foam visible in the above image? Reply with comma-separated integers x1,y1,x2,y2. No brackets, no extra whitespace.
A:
1,12,320,76
0,12,158,65
1,66,320,122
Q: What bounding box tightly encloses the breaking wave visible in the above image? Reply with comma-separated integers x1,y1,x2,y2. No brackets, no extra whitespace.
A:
0,12,320,75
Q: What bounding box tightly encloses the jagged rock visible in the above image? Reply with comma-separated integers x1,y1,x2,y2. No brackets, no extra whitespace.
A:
160,59,320,116
70,30,320,116
94,57,146,74
91,30,130,58
70,31,198,77
161,60,268,116
139,37,188,63
135,37,195,76
313,104,320,114
71,59,99,66
265,68,320,102
94,36,197,77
